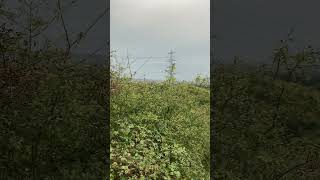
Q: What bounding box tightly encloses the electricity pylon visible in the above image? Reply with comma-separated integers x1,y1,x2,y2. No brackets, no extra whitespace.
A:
166,49,176,79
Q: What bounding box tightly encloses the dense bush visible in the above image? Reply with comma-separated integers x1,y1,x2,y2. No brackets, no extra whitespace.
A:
110,75,210,178
0,24,109,179
212,43,320,179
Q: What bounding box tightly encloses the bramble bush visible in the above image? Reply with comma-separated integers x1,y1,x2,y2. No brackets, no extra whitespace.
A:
212,41,320,179
110,62,210,179
0,23,108,179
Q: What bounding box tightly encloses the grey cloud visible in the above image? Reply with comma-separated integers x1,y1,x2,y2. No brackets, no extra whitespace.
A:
111,0,210,80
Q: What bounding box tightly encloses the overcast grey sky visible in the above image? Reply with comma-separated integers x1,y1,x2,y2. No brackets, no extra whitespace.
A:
214,0,320,63
7,0,318,73
111,0,210,80
4,0,108,56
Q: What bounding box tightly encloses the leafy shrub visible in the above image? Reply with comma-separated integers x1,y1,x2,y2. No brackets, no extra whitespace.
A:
110,71,210,179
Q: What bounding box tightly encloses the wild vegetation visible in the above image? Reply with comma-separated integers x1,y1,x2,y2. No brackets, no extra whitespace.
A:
1,1,109,179
110,59,210,179
212,37,320,179
2,1,320,180
109,33,320,179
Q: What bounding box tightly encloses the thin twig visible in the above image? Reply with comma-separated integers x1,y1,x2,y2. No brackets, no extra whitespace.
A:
70,8,108,48
57,0,71,58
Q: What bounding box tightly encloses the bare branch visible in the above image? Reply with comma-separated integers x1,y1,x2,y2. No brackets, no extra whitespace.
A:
70,8,108,47
57,0,71,58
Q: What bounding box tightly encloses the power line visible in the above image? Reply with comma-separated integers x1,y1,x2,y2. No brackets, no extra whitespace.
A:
118,56,168,60
135,56,168,59
166,50,176,78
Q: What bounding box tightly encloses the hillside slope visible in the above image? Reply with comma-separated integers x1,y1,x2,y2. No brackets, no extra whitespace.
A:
213,65,320,179
110,78,210,179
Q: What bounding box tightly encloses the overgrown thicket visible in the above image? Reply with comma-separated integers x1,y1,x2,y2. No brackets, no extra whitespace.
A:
0,1,109,179
213,37,320,179
110,60,210,179
110,33,320,179
2,0,320,179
